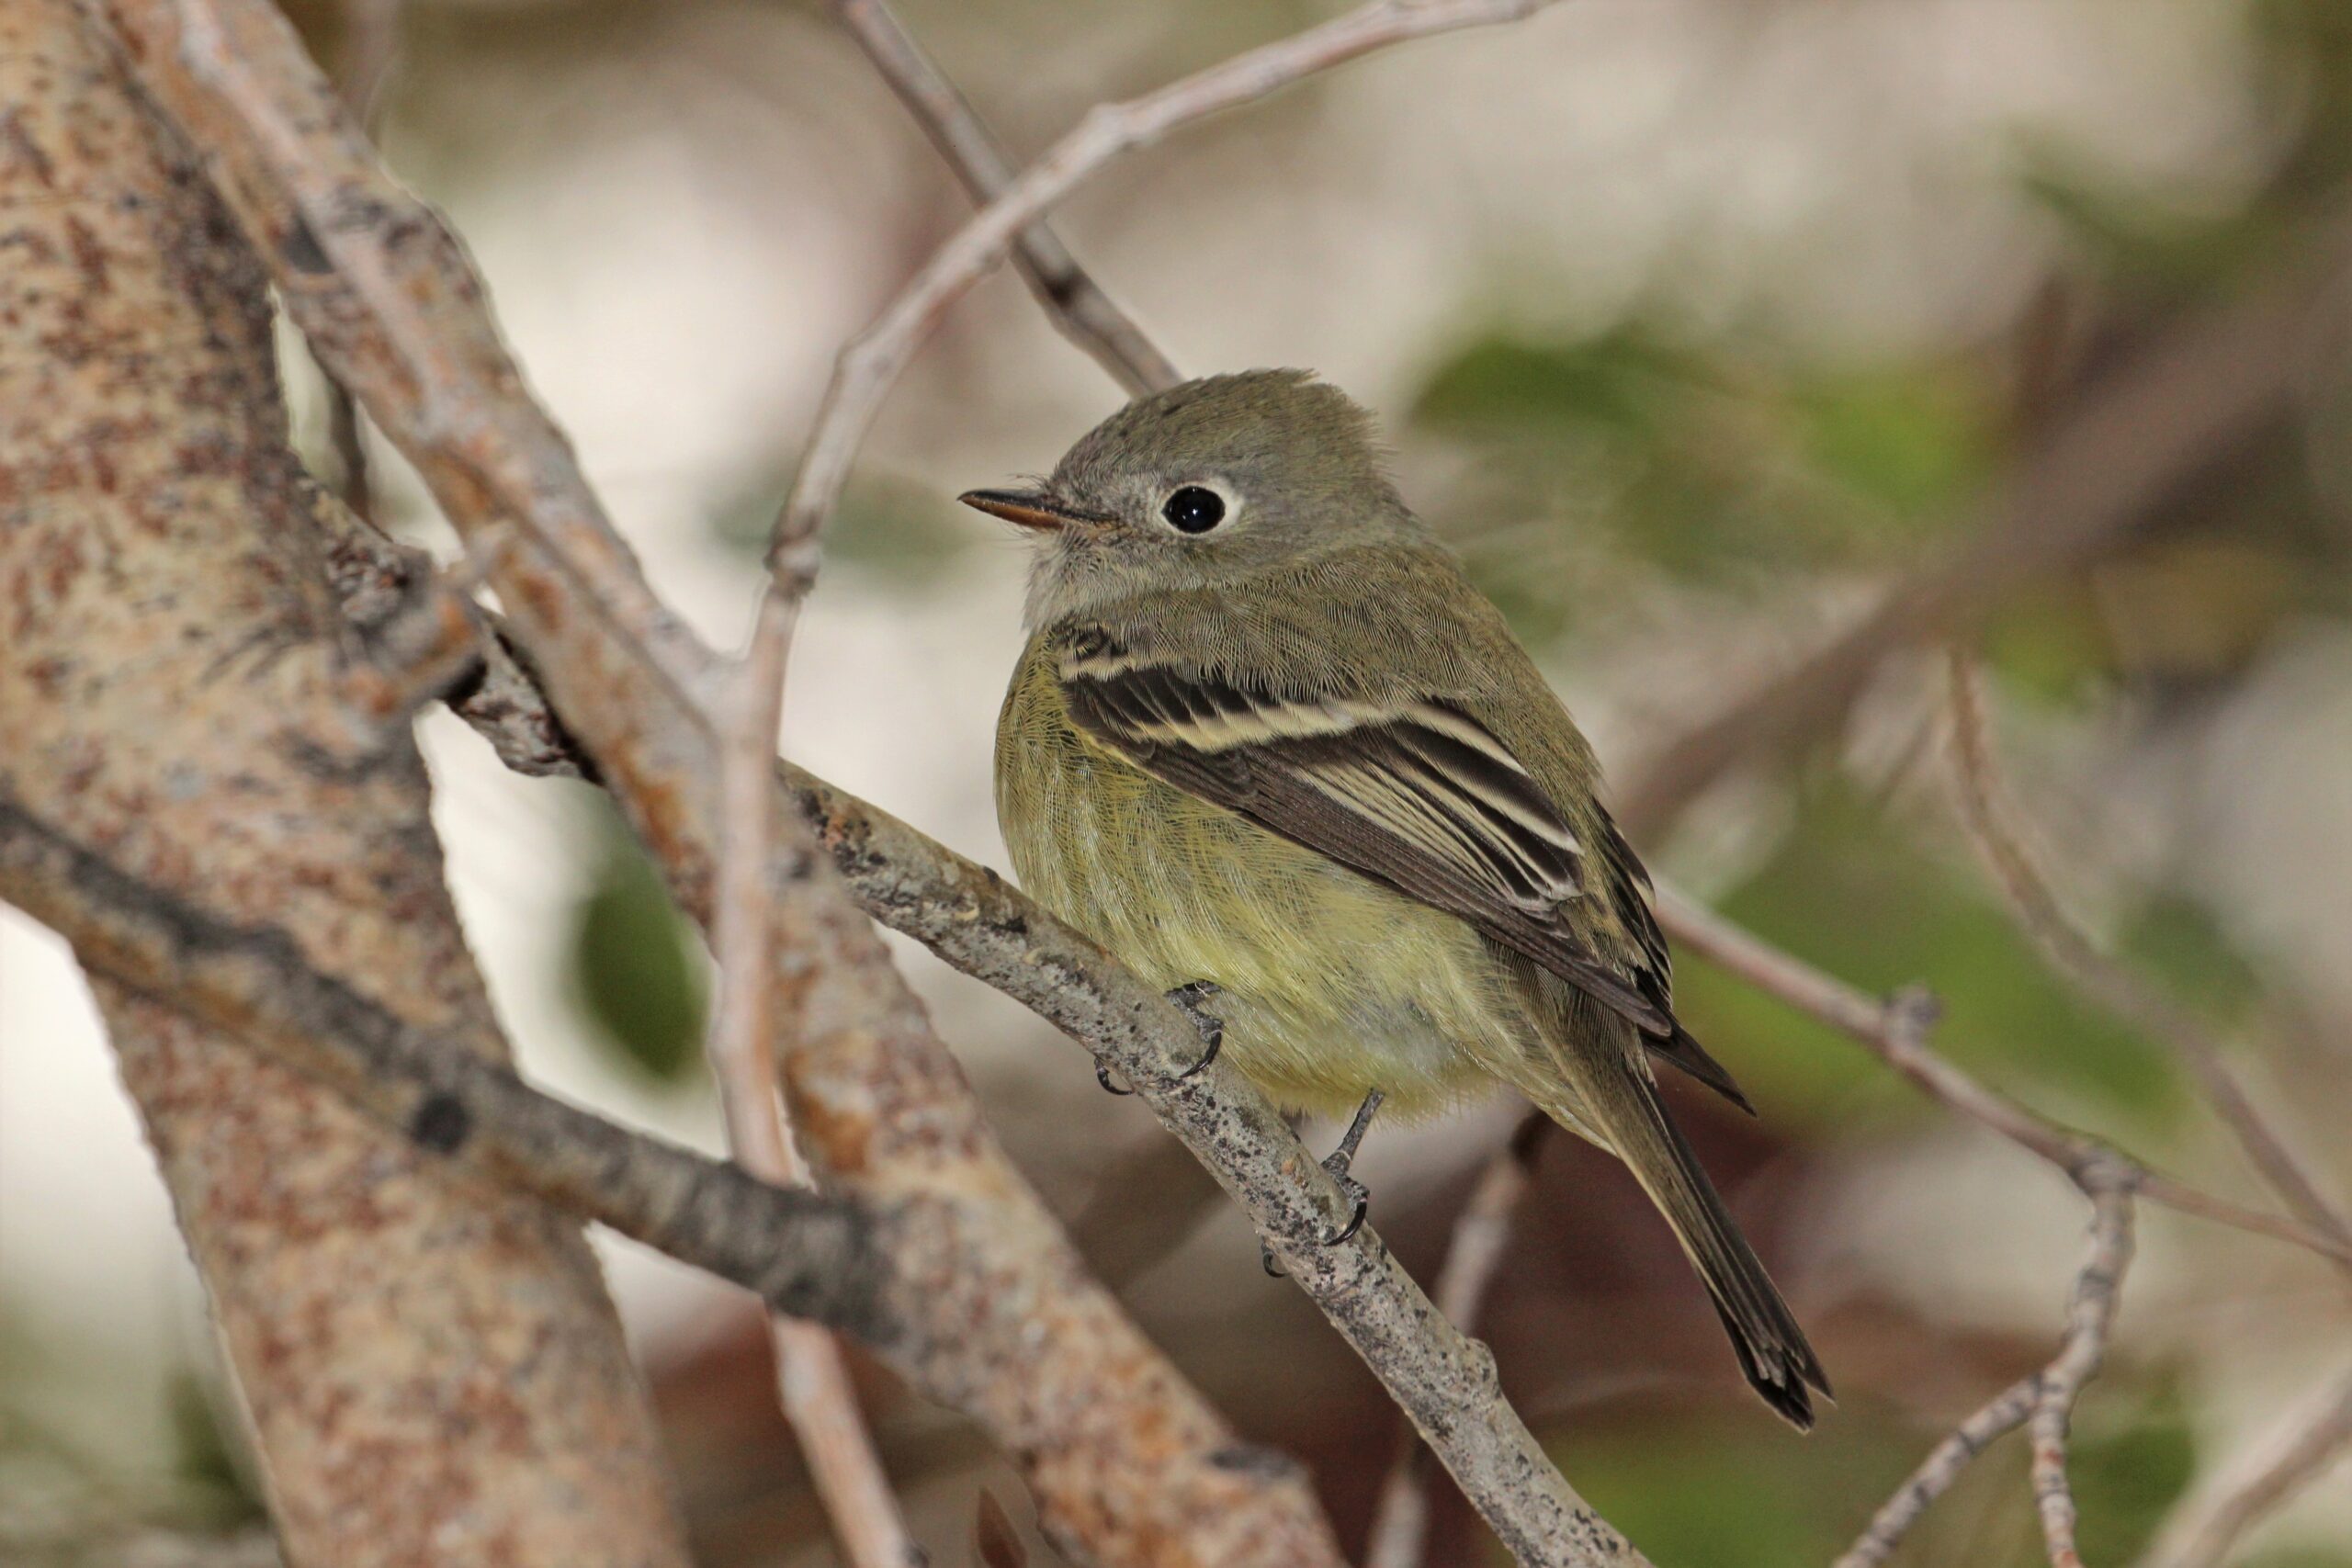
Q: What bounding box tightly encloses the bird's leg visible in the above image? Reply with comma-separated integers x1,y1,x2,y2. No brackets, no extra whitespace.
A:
1317,1089,1384,1245
1166,980,1224,1078
1258,1093,1385,1275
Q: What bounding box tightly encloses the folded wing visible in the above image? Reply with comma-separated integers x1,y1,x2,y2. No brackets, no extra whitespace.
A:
1057,649,1678,1039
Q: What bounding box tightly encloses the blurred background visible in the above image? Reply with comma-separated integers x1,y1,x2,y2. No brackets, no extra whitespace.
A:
6,0,2351,1562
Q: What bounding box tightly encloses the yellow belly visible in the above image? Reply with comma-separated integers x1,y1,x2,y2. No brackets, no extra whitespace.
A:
994,643,1526,1120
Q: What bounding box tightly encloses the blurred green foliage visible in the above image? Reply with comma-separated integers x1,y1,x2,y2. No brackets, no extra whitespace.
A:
163,1371,262,1523
1670,784,2187,1133
566,808,710,1086
1554,1375,2199,1568
1553,1414,1916,1568
1412,325,1992,592
2066,1376,2200,1568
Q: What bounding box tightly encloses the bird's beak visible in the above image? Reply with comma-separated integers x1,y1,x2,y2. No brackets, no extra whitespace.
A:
957,487,1109,533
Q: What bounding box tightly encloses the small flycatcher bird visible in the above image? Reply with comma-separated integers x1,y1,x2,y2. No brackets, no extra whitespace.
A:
967,369,1829,1427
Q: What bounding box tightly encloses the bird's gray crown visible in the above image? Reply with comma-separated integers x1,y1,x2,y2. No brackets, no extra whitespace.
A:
1050,368,1401,516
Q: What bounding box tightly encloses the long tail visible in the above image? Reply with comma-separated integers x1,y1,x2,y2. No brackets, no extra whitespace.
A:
1555,1063,1832,1428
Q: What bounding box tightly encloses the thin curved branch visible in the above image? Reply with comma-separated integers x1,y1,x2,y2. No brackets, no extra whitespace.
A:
763,0,1561,591
1367,1111,1550,1568
830,0,1178,396
1944,651,2352,1273
2029,1178,2137,1568
1833,1176,2136,1568
705,623,914,1568
1653,887,2352,1266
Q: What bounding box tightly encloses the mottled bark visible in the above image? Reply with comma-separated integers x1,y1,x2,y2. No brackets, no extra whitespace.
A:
0,8,691,1565
51,0,1350,1561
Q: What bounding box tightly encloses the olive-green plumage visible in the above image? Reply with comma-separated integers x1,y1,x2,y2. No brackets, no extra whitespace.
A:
974,369,1829,1427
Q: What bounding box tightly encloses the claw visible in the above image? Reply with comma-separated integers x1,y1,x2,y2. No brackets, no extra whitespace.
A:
1318,1174,1371,1247
1260,1239,1286,1279
1165,980,1225,1080
1310,1089,1383,1247
1095,1061,1134,1096
1175,1020,1222,1079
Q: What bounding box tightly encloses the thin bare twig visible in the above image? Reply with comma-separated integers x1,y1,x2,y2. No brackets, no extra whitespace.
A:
764,0,1559,592
1833,1372,2044,1568
830,0,1178,396
1653,886,2352,1266
1834,1177,2136,1568
1944,652,2352,1271
706,626,917,1568
721,8,1548,1549
2139,1364,2352,1568
1366,1111,1548,1568
2029,1178,2137,1568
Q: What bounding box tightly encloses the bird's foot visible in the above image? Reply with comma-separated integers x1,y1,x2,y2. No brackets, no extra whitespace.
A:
1314,1088,1384,1246
1165,980,1224,1079
1097,980,1224,1093
1317,1161,1372,1247
1260,1159,1370,1275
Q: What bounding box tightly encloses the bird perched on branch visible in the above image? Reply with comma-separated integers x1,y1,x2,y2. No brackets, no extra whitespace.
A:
967,369,1829,1427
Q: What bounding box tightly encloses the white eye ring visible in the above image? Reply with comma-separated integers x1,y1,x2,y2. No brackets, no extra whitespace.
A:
1159,480,1236,535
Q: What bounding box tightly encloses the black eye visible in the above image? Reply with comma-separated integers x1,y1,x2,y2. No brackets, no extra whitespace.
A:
1161,485,1226,534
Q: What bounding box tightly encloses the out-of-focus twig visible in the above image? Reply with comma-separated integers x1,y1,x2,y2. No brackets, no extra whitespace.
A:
705,627,917,1568
2138,1364,2352,1568
1834,1177,2136,1568
2028,1179,2136,1568
763,0,1561,595
1654,887,2352,1265
830,0,1178,396
1834,1371,2043,1568
1944,652,2352,1273
1365,1111,1549,1568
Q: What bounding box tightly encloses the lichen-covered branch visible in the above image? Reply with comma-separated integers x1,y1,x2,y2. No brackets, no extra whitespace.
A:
1366,1112,1550,1568
325,501,1648,1564
0,8,691,1562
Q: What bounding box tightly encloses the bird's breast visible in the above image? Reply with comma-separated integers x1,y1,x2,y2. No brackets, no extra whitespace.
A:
992,641,1523,1118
